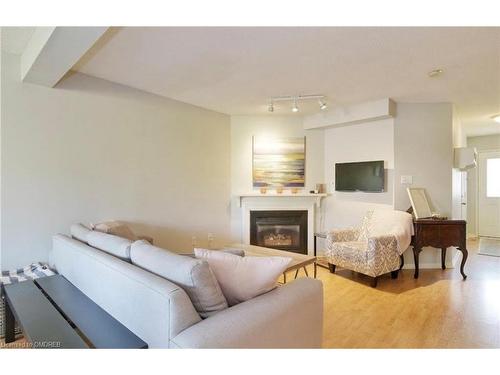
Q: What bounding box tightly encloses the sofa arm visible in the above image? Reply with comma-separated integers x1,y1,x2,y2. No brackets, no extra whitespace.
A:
170,278,323,348
367,235,400,274
327,228,360,246
367,235,398,254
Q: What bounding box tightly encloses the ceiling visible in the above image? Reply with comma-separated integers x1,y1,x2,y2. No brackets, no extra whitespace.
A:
3,27,500,136
1,27,35,54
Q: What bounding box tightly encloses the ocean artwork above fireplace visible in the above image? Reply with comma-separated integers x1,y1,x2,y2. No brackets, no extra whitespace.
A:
252,136,305,188
250,210,308,254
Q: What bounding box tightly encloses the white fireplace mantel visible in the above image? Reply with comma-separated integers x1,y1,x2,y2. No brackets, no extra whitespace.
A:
236,193,327,208
237,193,328,256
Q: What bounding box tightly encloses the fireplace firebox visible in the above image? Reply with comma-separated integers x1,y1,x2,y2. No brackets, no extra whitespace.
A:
250,210,308,254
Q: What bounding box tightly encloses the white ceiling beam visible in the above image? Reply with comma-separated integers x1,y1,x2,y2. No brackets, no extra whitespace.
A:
303,98,396,130
21,27,108,87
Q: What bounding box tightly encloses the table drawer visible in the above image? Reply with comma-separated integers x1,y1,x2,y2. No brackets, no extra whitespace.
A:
415,222,465,248
420,225,441,246
438,225,464,246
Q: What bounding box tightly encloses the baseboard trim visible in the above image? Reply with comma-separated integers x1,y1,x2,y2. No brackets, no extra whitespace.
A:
401,249,462,270
402,262,454,270
451,249,461,268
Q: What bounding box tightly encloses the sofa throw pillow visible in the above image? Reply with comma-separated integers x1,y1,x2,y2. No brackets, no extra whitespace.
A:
131,241,228,318
70,223,92,243
91,220,137,241
87,231,132,261
194,248,291,306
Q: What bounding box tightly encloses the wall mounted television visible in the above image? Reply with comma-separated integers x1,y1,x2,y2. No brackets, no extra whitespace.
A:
335,160,385,192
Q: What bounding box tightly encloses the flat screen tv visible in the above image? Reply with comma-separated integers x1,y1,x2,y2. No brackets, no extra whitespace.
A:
335,160,384,192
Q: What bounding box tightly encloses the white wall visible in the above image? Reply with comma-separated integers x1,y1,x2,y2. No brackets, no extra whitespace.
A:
323,118,395,230
1,52,232,270
229,115,324,242
394,103,453,215
1,45,461,271
452,107,467,221
466,134,500,235
394,102,455,268
230,105,457,269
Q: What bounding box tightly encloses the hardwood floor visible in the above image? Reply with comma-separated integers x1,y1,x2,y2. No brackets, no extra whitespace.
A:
316,239,500,348
2,239,499,349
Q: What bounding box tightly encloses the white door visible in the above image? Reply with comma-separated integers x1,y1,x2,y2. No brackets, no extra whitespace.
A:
478,151,500,238
461,171,467,220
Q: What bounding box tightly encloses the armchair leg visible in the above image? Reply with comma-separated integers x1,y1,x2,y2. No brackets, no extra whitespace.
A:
328,263,336,273
391,270,399,279
371,276,378,288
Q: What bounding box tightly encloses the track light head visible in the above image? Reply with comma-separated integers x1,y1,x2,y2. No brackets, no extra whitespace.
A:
267,94,326,113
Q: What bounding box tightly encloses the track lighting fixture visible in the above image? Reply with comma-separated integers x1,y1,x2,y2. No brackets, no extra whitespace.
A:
266,94,327,113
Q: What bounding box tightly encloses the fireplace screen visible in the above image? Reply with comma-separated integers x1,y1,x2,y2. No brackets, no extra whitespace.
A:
250,210,307,254
257,224,300,247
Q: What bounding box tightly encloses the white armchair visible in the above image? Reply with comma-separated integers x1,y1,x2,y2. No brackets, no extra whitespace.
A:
326,210,413,287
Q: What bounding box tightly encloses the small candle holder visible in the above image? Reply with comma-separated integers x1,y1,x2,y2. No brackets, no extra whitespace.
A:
291,188,299,194
276,187,283,194
260,187,267,194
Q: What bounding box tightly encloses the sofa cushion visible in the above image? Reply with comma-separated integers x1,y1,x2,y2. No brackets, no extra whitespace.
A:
130,241,228,318
70,223,92,243
194,248,291,306
87,231,132,261
91,220,137,241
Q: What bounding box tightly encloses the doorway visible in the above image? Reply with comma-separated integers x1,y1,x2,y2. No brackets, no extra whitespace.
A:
478,150,500,238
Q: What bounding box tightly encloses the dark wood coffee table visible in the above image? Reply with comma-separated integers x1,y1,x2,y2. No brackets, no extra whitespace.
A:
3,275,147,348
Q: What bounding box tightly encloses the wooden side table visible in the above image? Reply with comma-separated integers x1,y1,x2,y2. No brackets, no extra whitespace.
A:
314,232,329,270
412,219,468,280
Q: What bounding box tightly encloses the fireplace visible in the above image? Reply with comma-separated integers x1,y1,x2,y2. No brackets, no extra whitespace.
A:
250,210,308,254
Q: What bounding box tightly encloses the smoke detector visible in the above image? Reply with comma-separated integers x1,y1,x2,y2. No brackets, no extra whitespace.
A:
428,69,444,78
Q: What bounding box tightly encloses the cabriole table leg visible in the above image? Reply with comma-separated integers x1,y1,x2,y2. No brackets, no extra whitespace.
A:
413,247,422,279
458,247,468,280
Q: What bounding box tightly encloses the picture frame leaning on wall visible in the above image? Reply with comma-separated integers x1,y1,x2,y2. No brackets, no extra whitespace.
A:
407,187,433,219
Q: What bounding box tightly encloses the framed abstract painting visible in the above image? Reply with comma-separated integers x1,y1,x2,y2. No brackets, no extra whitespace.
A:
252,136,305,188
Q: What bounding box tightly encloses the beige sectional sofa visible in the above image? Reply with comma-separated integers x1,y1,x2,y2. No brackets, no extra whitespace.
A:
49,226,324,348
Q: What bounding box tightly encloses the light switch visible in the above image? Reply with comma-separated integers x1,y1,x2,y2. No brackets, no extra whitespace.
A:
400,175,413,184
